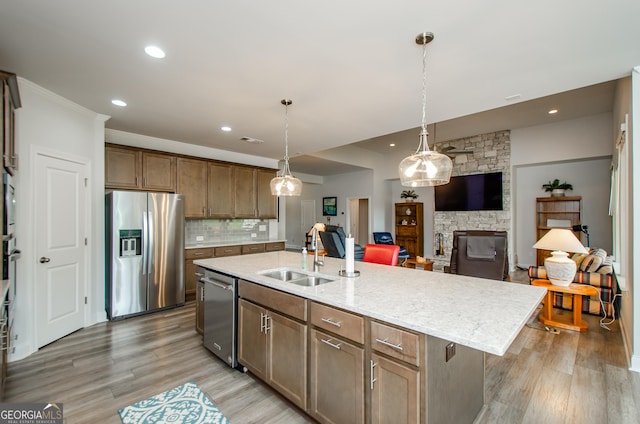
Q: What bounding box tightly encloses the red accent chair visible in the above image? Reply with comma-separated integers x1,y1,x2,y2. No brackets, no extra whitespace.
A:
363,244,400,266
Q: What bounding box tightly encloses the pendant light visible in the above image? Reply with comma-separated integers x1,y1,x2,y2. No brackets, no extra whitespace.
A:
270,99,303,196
398,32,453,187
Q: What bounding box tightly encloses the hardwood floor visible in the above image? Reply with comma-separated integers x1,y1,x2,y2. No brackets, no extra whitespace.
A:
2,300,638,423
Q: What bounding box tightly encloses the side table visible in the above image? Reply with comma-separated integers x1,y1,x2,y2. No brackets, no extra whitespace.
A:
531,279,599,332
404,258,434,271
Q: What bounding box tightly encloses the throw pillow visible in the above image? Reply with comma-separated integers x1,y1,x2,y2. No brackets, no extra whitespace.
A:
579,248,607,272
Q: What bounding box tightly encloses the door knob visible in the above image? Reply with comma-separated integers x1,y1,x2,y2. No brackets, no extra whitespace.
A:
39,257,50,263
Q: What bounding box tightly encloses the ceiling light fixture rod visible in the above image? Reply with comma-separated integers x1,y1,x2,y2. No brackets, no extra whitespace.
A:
397,31,452,187
417,32,433,155
282,98,292,173
270,98,302,196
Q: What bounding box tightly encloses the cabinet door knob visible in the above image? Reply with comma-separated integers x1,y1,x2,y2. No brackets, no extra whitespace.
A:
39,257,50,263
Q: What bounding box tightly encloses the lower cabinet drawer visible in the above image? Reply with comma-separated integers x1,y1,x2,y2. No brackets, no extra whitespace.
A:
238,280,307,321
310,302,364,344
242,244,266,255
214,245,242,257
370,320,420,366
265,241,285,252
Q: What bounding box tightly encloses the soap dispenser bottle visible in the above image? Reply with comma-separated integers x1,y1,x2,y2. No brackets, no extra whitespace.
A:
301,248,308,270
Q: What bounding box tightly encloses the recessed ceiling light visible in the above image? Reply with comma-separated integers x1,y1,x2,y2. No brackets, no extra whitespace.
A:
389,143,396,147
221,126,232,132
144,45,165,59
548,109,558,114
111,99,127,107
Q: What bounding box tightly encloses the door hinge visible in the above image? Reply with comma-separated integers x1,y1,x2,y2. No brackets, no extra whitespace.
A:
84,297,88,305
84,178,88,187
84,237,88,246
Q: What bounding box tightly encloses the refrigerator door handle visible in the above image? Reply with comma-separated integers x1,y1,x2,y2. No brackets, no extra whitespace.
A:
146,211,154,275
142,211,150,275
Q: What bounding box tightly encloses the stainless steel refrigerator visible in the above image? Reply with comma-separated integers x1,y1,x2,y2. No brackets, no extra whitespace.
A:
106,191,185,320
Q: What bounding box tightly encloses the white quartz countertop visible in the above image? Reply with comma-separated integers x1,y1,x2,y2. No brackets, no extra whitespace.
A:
194,251,546,356
185,239,286,249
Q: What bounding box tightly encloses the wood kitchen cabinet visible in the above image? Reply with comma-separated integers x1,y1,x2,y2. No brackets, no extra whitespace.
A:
234,166,257,218
184,248,213,302
177,159,274,219
105,144,176,191
1,70,20,175
195,279,204,335
177,157,208,218
238,281,308,410
309,302,365,424
370,321,421,424
207,162,234,217
234,167,277,218
256,168,277,218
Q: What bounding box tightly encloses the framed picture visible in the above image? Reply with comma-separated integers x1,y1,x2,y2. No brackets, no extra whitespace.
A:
322,196,337,216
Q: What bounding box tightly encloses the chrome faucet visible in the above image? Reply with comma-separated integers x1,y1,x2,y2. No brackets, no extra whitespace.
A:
311,228,324,272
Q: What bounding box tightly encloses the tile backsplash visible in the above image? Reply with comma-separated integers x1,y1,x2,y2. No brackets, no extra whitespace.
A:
185,219,278,244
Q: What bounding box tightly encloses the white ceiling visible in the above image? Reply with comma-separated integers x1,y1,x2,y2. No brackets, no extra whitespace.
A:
1,1,638,175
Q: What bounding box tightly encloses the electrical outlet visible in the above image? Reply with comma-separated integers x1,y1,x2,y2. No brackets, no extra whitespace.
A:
196,236,204,242
445,342,456,362
259,225,267,231
251,233,257,238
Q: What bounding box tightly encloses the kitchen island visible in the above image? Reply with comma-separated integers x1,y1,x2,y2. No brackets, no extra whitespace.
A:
195,251,546,423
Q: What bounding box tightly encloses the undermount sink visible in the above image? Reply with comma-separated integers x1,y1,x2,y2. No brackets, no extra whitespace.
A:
258,268,335,287
260,269,309,282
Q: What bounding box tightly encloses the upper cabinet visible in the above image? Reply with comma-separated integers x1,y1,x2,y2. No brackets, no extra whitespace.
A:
256,169,277,218
105,144,176,192
172,153,276,219
207,162,234,218
176,157,208,218
234,166,257,218
1,70,21,175
234,167,277,219
107,144,277,219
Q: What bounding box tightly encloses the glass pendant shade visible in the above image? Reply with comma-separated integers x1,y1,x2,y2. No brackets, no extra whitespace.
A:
399,129,452,187
399,32,452,187
270,172,302,196
270,98,302,196
399,149,453,187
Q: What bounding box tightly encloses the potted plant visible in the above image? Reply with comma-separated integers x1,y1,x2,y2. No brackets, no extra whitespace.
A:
400,190,419,202
542,179,573,197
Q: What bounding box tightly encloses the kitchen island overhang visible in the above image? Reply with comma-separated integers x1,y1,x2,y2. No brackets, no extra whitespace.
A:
195,251,545,356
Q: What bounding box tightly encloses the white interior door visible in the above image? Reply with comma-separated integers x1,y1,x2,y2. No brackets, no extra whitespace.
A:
35,153,87,348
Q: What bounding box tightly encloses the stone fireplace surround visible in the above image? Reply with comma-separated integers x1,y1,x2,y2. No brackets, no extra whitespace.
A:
432,130,511,271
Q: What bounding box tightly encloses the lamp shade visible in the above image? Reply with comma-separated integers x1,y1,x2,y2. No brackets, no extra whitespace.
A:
270,174,302,196
533,228,588,286
399,149,453,187
532,228,588,253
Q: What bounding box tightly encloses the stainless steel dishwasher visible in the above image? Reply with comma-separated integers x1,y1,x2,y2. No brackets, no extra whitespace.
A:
199,266,238,368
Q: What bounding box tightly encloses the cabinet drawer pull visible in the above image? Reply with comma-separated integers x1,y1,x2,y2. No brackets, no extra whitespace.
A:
370,360,377,390
260,313,266,333
375,338,404,351
320,317,342,328
320,338,342,350
264,315,271,333
193,252,205,256
195,272,204,277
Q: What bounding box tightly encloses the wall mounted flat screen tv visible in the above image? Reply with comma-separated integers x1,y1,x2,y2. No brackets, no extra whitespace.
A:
434,172,503,211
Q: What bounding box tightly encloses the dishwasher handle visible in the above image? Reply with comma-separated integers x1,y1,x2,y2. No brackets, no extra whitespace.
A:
201,277,234,291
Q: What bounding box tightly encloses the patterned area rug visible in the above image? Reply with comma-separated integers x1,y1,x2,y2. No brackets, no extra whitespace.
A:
119,381,230,424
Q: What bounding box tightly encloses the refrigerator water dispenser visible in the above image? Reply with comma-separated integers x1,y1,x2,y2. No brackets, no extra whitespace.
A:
119,229,142,257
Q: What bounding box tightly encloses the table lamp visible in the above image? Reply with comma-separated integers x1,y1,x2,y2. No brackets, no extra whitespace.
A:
532,228,588,286
308,222,326,251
